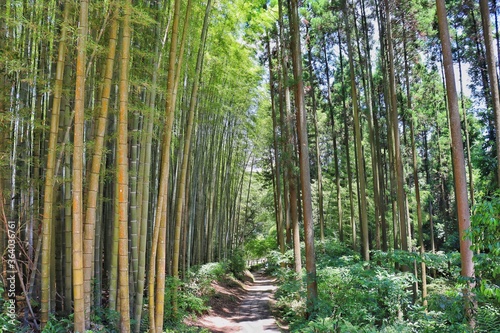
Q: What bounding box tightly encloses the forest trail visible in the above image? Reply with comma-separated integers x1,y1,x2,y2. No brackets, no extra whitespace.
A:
193,271,284,332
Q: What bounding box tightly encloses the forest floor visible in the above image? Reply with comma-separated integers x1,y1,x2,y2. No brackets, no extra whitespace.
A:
187,270,287,332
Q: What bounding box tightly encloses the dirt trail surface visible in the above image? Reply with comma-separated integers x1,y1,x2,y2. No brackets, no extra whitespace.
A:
191,271,284,332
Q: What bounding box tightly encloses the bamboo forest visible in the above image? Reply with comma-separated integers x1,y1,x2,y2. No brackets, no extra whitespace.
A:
1,0,500,332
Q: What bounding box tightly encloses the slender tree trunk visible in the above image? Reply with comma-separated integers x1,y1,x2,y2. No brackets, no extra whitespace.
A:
40,2,69,327
456,34,475,206
436,0,476,326
322,39,342,243
148,0,182,330
410,120,427,307
384,0,408,257
338,31,356,251
358,0,381,252
267,34,285,254
480,0,500,186
402,24,428,305
117,0,132,330
343,0,369,261
278,0,301,272
133,11,171,331
72,0,89,330
288,0,318,315
306,26,325,242
83,7,118,326
172,0,211,317
63,76,73,314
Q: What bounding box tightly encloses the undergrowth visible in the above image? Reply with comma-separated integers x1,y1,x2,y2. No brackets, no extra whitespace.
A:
267,240,500,333
30,255,246,332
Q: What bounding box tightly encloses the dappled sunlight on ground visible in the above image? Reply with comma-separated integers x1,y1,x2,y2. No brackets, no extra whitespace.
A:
189,271,284,332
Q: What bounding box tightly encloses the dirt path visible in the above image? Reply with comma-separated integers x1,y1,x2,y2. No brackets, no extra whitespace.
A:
193,271,283,332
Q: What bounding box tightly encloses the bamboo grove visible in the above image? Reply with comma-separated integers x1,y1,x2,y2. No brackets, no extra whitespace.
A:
0,0,264,331
0,0,499,332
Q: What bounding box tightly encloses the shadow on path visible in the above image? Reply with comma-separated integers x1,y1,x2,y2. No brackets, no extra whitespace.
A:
192,270,284,332
233,273,281,332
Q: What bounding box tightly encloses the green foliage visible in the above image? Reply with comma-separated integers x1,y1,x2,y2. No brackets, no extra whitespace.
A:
90,308,120,332
0,283,18,333
372,250,461,277
188,262,226,284
271,238,500,332
226,249,247,279
40,309,121,333
163,262,229,328
467,192,500,302
476,304,500,333
468,192,500,256
163,277,209,325
41,314,73,333
163,322,210,333
265,250,294,276
245,235,275,259
274,270,306,321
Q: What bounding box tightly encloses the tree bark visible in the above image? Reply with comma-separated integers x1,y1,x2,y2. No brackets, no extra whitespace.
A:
306,25,325,242
383,0,408,258
436,0,476,326
322,38,342,243
288,0,318,315
343,0,369,262
479,0,500,186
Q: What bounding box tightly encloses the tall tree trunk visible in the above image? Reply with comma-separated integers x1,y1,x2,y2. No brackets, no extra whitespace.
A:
83,7,118,326
357,0,381,252
306,26,325,242
384,0,408,257
410,120,427,307
133,10,172,331
436,0,476,326
343,0,369,262
278,0,301,272
172,0,210,317
288,0,318,315
338,31,357,251
63,77,73,314
72,0,89,330
402,23,428,305
148,0,183,330
117,0,132,330
267,34,285,254
322,39,342,243
456,33,475,206
40,2,69,327
480,0,500,186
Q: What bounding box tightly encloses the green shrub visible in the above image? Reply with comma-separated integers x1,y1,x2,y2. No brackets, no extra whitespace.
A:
467,192,500,303
265,249,294,276
41,314,73,333
186,262,225,295
245,235,276,259
274,270,305,322
0,281,18,333
476,304,500,333
91,307,120,332
227,249,246,279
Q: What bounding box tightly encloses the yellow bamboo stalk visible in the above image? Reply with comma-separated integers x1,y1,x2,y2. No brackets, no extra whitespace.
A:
73,0,89,331
40,2,69,328
117,0,132,331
